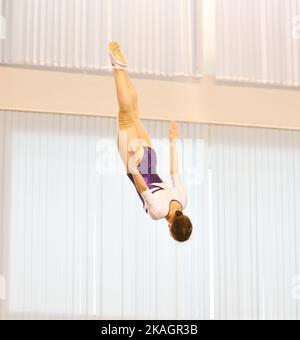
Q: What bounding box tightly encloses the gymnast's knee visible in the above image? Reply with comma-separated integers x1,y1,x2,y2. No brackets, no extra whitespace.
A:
118,110,139,129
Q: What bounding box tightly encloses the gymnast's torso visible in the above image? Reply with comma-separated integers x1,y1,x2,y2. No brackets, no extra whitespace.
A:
128,146,187,220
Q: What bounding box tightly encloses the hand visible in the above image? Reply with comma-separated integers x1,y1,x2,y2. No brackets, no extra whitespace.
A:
128,151,140,174
127,140,144,174
168,121,179,143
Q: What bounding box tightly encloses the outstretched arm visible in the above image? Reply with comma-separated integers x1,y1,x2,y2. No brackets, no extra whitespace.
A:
169,121,179,175
128,148,163,219
168,121,187,208
127,147,148,193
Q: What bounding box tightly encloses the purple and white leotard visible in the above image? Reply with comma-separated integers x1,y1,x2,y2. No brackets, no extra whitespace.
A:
128,147,187,220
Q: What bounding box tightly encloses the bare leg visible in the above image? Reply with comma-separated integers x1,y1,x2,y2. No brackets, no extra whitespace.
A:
113,69,153,170
113,69,138,114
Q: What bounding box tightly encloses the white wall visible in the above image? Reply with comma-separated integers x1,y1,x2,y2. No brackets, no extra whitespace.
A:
1,66,300,130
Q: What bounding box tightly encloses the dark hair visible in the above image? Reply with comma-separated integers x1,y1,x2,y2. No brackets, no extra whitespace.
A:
170,211,193,242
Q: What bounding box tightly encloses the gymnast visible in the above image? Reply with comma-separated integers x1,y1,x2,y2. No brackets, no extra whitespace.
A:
109,41,193,242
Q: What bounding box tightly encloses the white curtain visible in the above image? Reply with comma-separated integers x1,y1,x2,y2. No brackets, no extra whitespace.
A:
210,125,300,320
1,110,300,320
0,110,210,320
0,0,6,59
216,0,300,87
0,0,202,78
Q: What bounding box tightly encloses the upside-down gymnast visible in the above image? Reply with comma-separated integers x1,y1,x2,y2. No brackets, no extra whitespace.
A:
109,41,192,242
